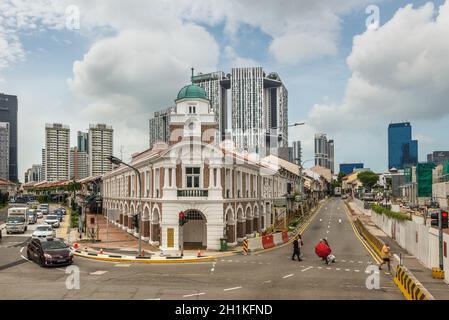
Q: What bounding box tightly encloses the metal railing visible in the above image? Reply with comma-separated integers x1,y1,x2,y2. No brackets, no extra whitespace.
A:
177,189,208,197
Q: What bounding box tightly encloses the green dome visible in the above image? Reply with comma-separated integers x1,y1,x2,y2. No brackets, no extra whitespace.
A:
176,84,208,101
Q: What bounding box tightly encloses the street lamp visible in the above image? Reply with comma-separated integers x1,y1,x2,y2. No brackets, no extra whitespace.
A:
107,155,143,257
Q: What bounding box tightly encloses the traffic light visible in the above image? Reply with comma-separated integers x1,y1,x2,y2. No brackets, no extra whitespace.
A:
179,212,186,226
431,212,440,227
442,210,448,229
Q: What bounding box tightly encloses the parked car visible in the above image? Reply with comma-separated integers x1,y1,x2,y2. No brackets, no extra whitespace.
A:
32,225,56,239
35,209,43,219
44,215,60,228
26,238,73,267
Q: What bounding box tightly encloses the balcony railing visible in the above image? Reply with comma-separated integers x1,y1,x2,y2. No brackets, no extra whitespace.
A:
177,189,208,197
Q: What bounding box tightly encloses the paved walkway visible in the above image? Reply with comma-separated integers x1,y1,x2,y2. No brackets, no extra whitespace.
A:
348,200,449,300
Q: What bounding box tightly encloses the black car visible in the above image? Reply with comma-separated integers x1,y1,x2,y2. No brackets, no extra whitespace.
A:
27,238,73,267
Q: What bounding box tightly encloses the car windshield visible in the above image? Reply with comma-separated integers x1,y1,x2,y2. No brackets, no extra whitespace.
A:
36,226,52,231
7,216,25,223
47,215,58,220
41,241,67,250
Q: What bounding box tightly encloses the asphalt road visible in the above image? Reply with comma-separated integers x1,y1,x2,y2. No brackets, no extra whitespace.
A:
0,198,403,299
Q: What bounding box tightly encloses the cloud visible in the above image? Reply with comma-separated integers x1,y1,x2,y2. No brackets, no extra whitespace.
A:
223,46,259,67
305,1,449,170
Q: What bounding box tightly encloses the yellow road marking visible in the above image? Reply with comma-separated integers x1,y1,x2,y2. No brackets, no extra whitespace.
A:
343,203,382,264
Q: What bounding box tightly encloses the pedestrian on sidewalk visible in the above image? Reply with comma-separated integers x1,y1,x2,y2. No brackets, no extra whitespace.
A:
379,243,391,271
292,235,303,262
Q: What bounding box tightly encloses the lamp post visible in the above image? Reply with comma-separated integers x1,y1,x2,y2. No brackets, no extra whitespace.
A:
107,155,143,257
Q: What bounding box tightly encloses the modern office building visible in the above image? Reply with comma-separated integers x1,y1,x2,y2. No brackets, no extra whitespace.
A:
290,141,302,165
230,67,288,157
44,123,70,181
24,164,43,183
41,149,46,181
192,71,228,141
388,122,418,169
0,122,10,180
427,151,449,166
88,124,113,177
0,94,18,182
149,107,174,147
70,147,89,180
77,131,89,153
315,133,335,173
340,163,364,175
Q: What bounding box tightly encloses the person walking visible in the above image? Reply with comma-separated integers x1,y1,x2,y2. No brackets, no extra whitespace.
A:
292,235,303,262
379,243,391,271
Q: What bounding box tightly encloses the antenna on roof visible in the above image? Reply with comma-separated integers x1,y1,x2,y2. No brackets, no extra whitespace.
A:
191,67,194,83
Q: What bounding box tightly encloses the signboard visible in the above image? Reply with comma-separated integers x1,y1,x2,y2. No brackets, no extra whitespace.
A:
273,198,287,208
167,228,174,248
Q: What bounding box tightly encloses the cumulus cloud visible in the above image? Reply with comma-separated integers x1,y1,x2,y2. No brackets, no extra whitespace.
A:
306,1,449,170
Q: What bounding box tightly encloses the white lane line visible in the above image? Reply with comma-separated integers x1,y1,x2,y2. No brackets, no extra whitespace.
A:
224,286,242,292
20,255,29,261
90,271,108,275
282,274,294,279
263,280,272,284
339,219,342,223
259,262,263,265
317,266,322,269
326,267,331,270
336,268,341,271
345,269,350,272
301,266,313,272
319,219,322,222
350,260,354,263
341,260,346,262
145,298,161,300
20,247,25,253
358,261,363,264
183,292,205,298
326,231,329,234
355,270,360,272
114,264,131,267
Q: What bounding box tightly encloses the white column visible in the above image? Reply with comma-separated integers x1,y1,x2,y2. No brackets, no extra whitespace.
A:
171,167,176,188
164,167,169,188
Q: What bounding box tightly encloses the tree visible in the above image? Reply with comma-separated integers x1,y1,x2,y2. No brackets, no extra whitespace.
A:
358,171,379,190
337,172,346,184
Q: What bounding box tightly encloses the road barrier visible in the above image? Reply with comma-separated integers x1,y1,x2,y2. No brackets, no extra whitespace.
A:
394,265,430,300
242,239,249,255
353,217,384,257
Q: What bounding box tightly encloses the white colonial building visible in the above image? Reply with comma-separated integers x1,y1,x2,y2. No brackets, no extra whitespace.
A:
102,83,298,252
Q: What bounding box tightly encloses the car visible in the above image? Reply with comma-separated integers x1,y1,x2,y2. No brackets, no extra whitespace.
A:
32,225,56,239
53,210,64,222
39,204,49,215
44,215,60,228
26,238,73,267
27,210,38,224
58,207,67,215
35,209,43,219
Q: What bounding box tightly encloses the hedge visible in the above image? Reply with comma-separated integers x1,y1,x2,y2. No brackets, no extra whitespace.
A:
370,204,411,221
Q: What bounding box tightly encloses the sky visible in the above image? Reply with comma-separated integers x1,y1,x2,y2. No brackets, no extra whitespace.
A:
1,0,448,182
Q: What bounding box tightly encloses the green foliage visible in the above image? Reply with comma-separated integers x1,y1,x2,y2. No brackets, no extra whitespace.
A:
0,191,9,207
337,172,346,184
357,171,379,190
370,204,411,221
71,208,79,228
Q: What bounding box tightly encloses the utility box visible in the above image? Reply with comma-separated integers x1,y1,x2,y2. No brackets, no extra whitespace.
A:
220,238,228,251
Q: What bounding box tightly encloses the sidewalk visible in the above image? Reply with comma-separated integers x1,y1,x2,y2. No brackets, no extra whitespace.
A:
67,213,239,258
348,200,449,300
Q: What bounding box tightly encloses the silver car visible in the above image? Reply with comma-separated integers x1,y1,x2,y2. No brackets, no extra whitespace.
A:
35,209,43,219
32,225,56,239
44,215,60,228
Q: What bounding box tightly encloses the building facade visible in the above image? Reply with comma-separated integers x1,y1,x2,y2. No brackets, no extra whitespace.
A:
25,164,43,183
339,163,364,175
88,124,113,177
0,94,18,182
77,131,89,153
315,133,334,173
44,123,70,181
103,83,297,252
70,147,89,180
148,107,174,147
427,151,449,166
0,122,9,180
388,122,418,169
291,141,302,165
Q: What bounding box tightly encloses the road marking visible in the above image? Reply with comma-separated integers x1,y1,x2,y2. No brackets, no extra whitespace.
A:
283,274,294,279
350,260,354,263
319,219,322,222
326,231,329,234
326,267,331,270
355,270,360,272
263,280,272,283
224,286,242,291
145,298,161,300
114,264,130,267
336,268,341,271
339,219,342,223
90,271,108,275
341,260,346,262
259,262,263,265
345,269,350,272
20,255,29,261
301,266,313,272
358,261,363,263
20,247,24,253
183,292,205,298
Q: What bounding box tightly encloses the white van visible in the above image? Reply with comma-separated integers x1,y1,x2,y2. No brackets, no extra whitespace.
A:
6,207,29,234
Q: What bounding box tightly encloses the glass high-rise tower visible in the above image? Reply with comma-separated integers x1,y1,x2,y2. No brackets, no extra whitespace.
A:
388,122,418,169
0,94,18,182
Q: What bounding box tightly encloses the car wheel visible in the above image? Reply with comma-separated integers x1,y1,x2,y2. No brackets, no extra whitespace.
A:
39,257,46,267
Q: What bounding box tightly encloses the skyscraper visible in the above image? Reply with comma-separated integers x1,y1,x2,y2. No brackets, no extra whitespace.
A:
88,124,113,176
0,93,18,182
230,67,288,156
427,151,449,166
0,122,10,180
292,141,302,165
70,147,89,180
149,107,174,147
192,71,228,141
44,123,70,181
388,122,418,169
77,131,89,153
315,133,335,173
